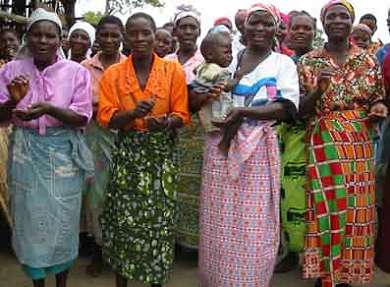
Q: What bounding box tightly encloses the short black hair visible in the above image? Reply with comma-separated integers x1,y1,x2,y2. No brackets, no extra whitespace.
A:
126,12,156,32
360,13,377,24
97,15,124,34
288,10,317,31
0,28,21,41
200,30,230,60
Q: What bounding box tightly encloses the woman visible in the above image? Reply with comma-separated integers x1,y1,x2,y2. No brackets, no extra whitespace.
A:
68,21,96,63
376,51,390,273
0,8,93,287
276,10,317,273
166,6,204,249
0,28,21,225
299,1,387,286
98,12,189,287
81,15,127,277
198,3,300,286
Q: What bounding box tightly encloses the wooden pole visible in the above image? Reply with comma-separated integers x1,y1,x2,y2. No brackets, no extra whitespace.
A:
0,10,28,24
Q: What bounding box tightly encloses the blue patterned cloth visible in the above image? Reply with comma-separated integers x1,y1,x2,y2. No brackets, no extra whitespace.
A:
8,127,94,271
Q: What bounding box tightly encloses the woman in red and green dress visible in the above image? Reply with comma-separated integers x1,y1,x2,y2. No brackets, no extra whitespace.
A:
298,1,387,286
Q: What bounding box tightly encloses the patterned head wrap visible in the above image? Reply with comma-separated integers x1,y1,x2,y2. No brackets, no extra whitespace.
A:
247,3,281,25
173,5,201,26
16,8,64,59
352,23,373,35
320,0,355,24
214,17,232,27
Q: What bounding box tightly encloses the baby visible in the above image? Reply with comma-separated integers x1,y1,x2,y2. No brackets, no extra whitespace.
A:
192,27,235,134
350,24,372,50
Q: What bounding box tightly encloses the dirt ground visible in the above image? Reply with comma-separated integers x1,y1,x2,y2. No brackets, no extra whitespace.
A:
1,246,390,287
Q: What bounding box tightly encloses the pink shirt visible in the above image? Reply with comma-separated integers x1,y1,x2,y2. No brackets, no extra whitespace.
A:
165,49,204,84
0,58,92,134
81,52,127,105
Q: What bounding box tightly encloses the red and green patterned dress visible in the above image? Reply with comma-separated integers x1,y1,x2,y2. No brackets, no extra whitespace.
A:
298,45,385,287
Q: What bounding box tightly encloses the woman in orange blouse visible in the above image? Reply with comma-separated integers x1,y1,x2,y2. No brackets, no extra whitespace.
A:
97,12,189,287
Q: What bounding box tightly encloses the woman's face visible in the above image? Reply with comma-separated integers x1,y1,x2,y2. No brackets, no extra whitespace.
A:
69,29,91,58
289,15,315,52
175,16,200,50
27,21,60,63
0,31,20,59
154,29,173,58
126,17,155,58
324,5,353,41
97,23,123,55
245,11,276,50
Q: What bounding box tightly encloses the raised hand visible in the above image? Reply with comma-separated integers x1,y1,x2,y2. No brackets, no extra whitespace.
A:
302,67,335,95
7,75,29,103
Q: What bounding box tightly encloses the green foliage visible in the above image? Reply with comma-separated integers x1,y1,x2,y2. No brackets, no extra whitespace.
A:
106,0,164,15
82,11,104,26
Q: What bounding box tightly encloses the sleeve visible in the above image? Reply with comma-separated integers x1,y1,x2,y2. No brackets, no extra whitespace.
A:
365,54,386,106
169,62,190,124
0,63,12,104
277,56,300,110
68,66,93,123
97,69,120,128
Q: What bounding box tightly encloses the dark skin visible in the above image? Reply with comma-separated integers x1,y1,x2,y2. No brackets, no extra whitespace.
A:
288,15,315,57
0,31,20,61
360,18,377,35
174,16,200,65
61,29,70,54
0,21,88,129
300,5,387,119
109,16,182,144
97,23,123,69
2,21,85,287
69,29,91,63
351,29,371,50
212,11,292,153
154,28,173,58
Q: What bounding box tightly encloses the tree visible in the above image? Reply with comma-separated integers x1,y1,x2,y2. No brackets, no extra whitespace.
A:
83,11,104,26
105,0,164,15
313,29,325,49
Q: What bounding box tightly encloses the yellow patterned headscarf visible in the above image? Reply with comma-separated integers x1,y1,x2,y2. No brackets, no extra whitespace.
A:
320,0,355,24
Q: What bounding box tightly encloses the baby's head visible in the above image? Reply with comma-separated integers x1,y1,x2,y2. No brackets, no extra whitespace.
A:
350,24,372,50
200,29,232,68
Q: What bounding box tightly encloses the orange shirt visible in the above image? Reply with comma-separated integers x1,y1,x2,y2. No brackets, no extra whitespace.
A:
98,54,190,130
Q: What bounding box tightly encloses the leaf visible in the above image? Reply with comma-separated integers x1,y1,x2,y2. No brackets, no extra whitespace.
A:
106,0,164,15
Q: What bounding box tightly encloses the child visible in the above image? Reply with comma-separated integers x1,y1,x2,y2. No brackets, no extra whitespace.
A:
350,24,372,50
154,28,173,58
192,28,235,135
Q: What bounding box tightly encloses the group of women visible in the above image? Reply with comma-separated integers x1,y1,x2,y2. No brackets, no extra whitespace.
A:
0,1,390,287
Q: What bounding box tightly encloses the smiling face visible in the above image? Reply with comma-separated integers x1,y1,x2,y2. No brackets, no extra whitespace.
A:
69,29,91,58
154,29,173,58
174,16,200,51
27,20,60,63
289,14,315,53
126,16,155,58
0,30,20,60
323,5,353,41
97,23,123,55
245,11,276,50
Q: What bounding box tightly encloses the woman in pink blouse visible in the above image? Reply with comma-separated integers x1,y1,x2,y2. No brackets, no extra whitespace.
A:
0,9,93,287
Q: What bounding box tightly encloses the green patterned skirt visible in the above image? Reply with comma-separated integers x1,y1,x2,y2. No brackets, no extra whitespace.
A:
100,131,177,285
176,115,205,248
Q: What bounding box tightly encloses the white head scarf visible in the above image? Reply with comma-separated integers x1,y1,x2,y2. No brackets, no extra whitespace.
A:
68,21,96,60
68,21,96,46
173,5,201,26
16,8,64,59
